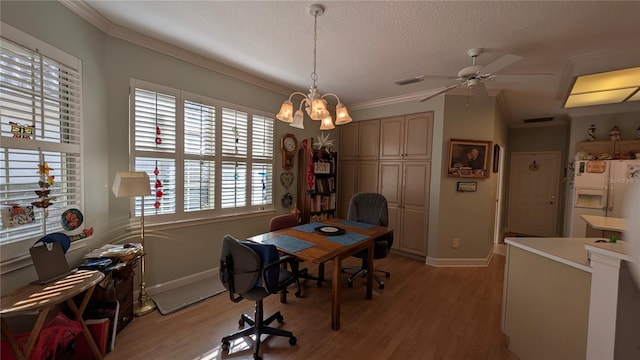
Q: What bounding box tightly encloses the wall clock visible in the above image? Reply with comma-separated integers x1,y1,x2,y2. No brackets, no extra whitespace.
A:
281,133,298,170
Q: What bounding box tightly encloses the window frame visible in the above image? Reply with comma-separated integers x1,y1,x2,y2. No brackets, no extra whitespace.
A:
0,22,84,266
129,79,275,225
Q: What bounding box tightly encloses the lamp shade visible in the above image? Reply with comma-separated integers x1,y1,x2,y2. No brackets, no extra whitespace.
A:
112,171,151,198
276,100,294,123
319,115,335,130
290,110,305,129
334,103,352,125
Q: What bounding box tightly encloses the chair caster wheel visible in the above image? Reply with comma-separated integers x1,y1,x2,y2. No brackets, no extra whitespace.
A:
347,281,353,288
277,314,284,323
385,273,391,278
254,355,262,360
239,319,245,327
222,341,230,351
379,283,384,289
289,336,297,345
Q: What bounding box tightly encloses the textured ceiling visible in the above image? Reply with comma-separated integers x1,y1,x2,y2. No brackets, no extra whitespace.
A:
68,0,640,123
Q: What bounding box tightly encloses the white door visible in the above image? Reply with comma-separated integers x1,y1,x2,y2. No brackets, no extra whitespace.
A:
507,152,561,236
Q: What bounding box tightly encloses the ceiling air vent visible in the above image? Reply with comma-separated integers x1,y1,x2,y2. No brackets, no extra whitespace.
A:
523,117,554,123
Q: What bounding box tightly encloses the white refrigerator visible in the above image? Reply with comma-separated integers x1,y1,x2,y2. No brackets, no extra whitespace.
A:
570,159,640,237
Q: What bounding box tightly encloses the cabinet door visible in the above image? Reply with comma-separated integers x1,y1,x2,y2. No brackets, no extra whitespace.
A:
401,162,430,256
358,120,381,160
339,122,359,160
379,116,405,160
357,161,379,193
404,112,433,160
337,160,357,218
615,140,640,156
379,162,403,250
575,141,614,157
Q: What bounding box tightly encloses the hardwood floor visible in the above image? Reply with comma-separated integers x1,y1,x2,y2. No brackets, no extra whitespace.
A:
107,254,518,360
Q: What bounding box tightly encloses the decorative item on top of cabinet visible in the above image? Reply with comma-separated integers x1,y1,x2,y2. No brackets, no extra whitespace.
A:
610,126,621,141
587,124,596,141
297,138,337,223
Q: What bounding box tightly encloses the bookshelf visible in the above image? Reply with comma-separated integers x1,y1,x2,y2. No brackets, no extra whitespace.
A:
297,147,337,223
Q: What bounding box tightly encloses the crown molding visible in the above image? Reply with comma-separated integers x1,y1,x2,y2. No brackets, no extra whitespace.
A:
58,0,293,97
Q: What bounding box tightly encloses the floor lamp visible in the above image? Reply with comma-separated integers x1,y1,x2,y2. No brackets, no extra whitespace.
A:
112,171,157,316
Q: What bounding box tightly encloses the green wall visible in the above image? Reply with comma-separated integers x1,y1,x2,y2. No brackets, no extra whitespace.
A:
0,1,326,293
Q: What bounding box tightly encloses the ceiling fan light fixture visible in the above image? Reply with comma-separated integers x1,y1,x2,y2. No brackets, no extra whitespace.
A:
277,3,350,131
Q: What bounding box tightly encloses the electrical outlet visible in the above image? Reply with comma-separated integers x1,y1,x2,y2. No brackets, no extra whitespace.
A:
452,238,459,249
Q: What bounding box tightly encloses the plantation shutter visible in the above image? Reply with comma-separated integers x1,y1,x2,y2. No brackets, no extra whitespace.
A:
0,36,82,244
132,87,177,216
183,100,215,212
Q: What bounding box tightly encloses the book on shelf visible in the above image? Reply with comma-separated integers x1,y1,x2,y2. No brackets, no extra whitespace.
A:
84,300,119,353
74,318,109,358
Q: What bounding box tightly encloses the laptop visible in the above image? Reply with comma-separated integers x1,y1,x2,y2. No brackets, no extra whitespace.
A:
29,241,76,284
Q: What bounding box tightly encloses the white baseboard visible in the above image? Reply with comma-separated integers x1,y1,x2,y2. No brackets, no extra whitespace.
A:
425,249,494,267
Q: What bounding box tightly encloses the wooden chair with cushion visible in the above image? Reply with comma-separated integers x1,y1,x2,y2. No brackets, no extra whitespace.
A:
269,214,324,286
219,234,300,360
341,192,394,289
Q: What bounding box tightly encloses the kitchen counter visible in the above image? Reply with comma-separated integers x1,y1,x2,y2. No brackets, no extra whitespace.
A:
581,214,625,239
504,236,592,272
502,236,636,360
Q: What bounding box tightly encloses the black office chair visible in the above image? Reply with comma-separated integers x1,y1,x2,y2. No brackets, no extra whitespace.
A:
341,192,394,289
269,214,324,286
219,235,300,360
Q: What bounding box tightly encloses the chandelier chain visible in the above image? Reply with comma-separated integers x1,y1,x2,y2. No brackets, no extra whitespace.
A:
311,11,318,84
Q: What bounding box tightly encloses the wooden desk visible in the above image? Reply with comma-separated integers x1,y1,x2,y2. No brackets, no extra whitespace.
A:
247,218,392,330
1,270,105,360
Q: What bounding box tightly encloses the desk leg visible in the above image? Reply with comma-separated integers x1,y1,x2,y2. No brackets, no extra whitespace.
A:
331,258,341,331
66,285,103,360
1,316,32,360
365,242,373,300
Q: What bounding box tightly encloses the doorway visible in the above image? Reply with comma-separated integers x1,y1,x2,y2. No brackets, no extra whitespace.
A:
506,151,562,237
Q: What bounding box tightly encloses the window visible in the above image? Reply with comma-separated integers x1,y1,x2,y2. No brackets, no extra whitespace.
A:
130,79,273,222
0,23,83,258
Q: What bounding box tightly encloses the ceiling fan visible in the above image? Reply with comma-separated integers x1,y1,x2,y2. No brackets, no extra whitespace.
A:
395,48,551,102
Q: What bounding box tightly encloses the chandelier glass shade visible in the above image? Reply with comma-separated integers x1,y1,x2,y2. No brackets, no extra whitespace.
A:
276,4,352,130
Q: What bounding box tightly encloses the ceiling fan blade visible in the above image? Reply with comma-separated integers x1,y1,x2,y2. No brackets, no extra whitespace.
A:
491,73,554,83
418,84,459,102
395,75,424,86
478,53,522,75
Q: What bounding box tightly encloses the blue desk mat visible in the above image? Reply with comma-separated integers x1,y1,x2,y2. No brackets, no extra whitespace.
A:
264,235,315,253
338,220,376,229
324,232,368,246
292,222,324,233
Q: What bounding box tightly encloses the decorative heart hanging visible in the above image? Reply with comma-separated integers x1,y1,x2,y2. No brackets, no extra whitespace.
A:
279,171,294,190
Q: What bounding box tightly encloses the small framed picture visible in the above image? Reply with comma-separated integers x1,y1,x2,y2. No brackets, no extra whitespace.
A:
457,181,477,192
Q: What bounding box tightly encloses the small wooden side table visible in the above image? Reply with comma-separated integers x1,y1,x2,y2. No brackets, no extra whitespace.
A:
0,270,105,360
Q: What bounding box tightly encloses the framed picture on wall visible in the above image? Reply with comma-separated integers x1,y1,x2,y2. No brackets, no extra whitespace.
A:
493,144,500,173
447,139,492,179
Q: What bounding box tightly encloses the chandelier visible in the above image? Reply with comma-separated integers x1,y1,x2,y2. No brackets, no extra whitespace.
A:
276,4,352,130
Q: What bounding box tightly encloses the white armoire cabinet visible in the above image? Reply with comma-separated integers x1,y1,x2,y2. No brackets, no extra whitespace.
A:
339,112,433,258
